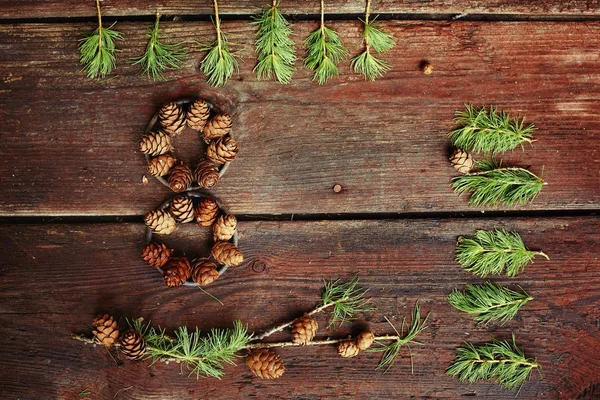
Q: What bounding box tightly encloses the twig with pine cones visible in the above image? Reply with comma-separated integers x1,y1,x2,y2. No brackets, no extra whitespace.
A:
72,277,429,379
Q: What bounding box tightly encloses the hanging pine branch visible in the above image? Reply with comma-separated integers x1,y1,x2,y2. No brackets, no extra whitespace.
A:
456,229,549,277
448,282,532,324
252,0,296,84
452,159,546,206
446,335,539,390
449,105,536,155
200,0,238,87
304,0,349,85
351,0,395,81
132,12,187,81
79,0,123,79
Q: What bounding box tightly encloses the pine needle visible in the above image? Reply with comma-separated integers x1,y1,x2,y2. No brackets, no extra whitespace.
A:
448,282,532,324
79,0,122,79
456,229,549,277
132,13,187,81
446,335,539,390
449,105,536,155
252,1,296,84
452,159,546,207
321,275,374,328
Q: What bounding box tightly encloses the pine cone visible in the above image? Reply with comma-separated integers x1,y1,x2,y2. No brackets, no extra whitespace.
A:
168,163,193,193
120,329,146,360
187,99,210,130
169,194,195,223
194,160,220,189
291,315,318,345
213,214,237,241
338,340,360,358
147,154,177,177
356,330,375,351
145,210,176,235
141,242,173,268
204,113,232,141
139,131,172,156
246,349,285,379
195,197,220,227
191,259,219,286
207,136,239,165
450,149,474,174
159,102,186,136
211,241,244,267
162,256,192,287
92,314,119,346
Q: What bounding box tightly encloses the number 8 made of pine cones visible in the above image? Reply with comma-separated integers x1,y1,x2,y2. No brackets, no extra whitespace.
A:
142,192,243,288
140,98,239,192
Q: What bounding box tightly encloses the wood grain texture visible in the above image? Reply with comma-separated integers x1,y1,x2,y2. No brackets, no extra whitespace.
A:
1,20,599,216
1,0,600,19
0,217,599,399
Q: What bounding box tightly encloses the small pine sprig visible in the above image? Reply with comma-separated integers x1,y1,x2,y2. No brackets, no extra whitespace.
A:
132,13,188,81
200,0,239,87
449,105,536,155
456,229,549,277
252,1,296,84
304,0,349,85
446,335,539,390
448,282,532,324
351,0,395,81
321,275,374,327
79,0,123,79
452,159,546,207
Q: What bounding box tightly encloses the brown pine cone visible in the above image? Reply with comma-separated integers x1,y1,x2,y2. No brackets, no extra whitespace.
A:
141,242,173,268
147,154,177,177
211,241,244,267
194,160,220,189
356,330,375,351
162,256,192,287
145,210,176,235
159,102,186,136
187,99,210,131
338,340,360,358
120,329,146,360
92,314,119,346
139,131,172,156
168,163,193,193
191,259,219,286
213,214,237,241
195,197,220,227
207,136,239,165
169,194,195,223
291,315,318,345
246,349,285,379
449,149,474,174
204,113,232,141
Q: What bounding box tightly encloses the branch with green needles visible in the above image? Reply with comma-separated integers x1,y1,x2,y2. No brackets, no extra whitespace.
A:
79,0,123,79
200,0,238,87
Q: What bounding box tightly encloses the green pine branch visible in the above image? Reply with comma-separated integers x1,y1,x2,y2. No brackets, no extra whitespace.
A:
452,159,546,207
304,0,349,85
448,282,532,324
200,0,239,87
321,275,374,328
446,335,539,390
132,13,188,81
252,1,296,84
449,105,536,155
456,229,549,277
79,0,123,79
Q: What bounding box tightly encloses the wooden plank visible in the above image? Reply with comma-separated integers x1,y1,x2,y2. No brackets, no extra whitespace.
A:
1,21,600,216
1,0,600,19
0,217,599,399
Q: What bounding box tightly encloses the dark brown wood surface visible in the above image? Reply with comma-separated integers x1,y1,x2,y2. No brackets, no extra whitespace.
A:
1,217,599,399
1,20,600,216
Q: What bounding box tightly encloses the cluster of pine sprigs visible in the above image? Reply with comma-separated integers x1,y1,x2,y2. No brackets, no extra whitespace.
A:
79,0,397,85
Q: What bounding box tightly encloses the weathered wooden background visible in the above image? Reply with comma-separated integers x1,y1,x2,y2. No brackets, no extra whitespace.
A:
0,1,599,399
